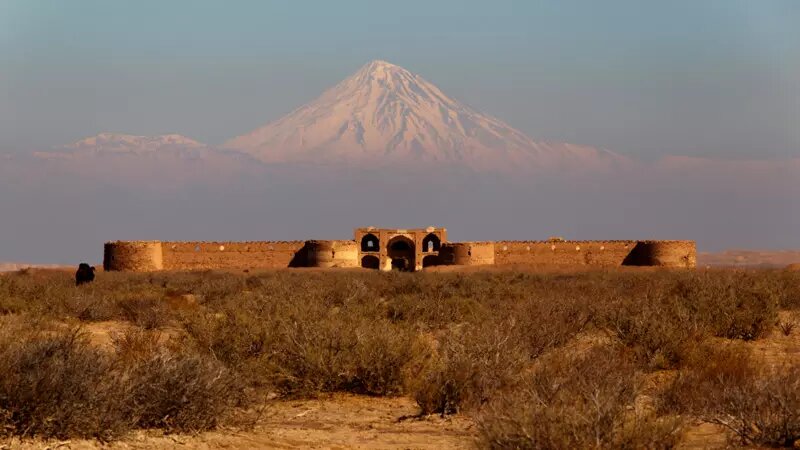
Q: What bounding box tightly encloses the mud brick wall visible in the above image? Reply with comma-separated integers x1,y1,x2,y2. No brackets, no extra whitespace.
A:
159,241,307,270
493,240,696,268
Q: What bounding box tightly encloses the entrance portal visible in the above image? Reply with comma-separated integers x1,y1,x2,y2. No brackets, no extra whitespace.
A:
387,236,415,272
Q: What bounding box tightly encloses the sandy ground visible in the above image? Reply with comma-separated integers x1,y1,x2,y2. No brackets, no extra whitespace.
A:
697,250,800,268
3,395,476,450
0,264,71,273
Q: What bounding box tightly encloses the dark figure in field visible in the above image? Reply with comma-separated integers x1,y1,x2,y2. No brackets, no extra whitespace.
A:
75,263,95,286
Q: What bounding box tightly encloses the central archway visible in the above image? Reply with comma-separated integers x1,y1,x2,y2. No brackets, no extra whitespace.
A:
387,236,415,272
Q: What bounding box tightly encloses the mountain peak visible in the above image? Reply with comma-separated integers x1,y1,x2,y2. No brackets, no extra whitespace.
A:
362,59,399,70
357,59,404,76
225,62,628,172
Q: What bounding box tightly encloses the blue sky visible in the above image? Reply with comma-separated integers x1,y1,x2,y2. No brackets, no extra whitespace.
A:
1,0,798,159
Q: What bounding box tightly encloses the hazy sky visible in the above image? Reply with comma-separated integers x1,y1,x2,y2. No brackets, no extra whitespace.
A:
1,0,798,159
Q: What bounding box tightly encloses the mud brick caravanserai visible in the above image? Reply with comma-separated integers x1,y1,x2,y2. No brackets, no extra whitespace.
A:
103,226,696,272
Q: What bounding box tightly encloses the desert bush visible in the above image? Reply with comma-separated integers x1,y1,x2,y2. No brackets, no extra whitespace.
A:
413,321,529,415
0,323,243,440
121,348,239,432
116,296,170,329
477,345,680,449
763,270,800,310
269,315,420,396
691,274,777,340
779,319,796,336
0,328,128,439
111,327,164,363
513,295,594,358
597,270,782,368
599,293,700,369
659,342,800,447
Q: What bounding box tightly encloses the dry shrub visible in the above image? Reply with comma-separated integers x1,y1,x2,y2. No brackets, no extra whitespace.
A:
660,343,800,447
111,328,242,432
0,324,241,439
269,316,420,396
600,294,700,369
514,296,593,358
110,327,166,364
116,297,170,329
777,311,800,337
2,268,799,442
478,345,680,449
671,271,779,340
0,328,128,439
413,321,528,415
182,294,423,397
182,308,274,380
122,349,238,432
598,271,781,369
779,319,796,336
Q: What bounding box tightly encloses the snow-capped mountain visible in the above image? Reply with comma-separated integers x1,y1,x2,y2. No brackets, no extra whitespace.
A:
225,60,629,172
34,133,206,159
19,132,261,187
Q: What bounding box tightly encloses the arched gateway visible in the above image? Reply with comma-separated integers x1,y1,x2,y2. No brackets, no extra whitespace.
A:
353,227,448,272
387,236,415,271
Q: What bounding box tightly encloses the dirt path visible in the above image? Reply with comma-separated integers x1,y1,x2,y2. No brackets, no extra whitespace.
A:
5,394,476,450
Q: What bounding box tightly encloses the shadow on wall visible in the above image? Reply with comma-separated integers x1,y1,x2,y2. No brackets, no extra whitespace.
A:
288,245,309,268
422,255,439,267
622,241,696,268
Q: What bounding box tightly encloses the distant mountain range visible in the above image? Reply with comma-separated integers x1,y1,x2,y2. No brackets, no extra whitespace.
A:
224,60,629,172
1,60,798,263
10,59,797,183
21,60,633,175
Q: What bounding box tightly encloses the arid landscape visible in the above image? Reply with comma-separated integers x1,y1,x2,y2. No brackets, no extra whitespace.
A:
2,3,798,449
1,267,799,449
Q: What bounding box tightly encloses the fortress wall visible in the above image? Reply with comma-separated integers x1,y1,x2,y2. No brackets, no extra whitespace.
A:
494,240,697,268
440,242,496,266
104,241,164,272
494,241,639,267
104,238,696,272
305,240,359,268
160,241,308,271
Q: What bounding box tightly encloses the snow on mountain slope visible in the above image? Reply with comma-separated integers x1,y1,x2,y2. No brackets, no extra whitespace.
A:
225,60,630,172
34,133,206,159
22,133,262,187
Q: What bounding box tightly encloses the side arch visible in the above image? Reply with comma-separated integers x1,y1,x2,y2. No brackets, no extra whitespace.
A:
361,255,380,269
422,255,439,268
422,233,441,253
361,233,380,252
